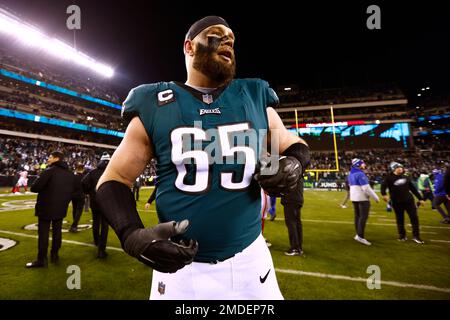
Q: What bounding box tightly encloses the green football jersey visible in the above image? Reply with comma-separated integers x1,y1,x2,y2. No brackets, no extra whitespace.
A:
122,79,279,262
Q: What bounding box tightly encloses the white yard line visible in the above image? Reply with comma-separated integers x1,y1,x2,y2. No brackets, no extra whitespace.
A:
2,229,449,294
300,218,450,230
276,268,450,293
144,209,450,230
430,239,450,244
0,230,123,251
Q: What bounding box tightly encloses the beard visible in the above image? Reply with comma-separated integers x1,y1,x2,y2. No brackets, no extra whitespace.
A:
192,42,236,85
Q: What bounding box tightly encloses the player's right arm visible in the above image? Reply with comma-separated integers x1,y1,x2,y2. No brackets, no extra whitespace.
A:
96,116,198,273
97,117,152,188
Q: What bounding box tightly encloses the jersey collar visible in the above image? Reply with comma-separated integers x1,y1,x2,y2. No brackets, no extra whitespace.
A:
173,81,232,105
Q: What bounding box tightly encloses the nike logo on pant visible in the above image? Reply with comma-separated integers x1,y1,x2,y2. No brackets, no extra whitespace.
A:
260,269,271,283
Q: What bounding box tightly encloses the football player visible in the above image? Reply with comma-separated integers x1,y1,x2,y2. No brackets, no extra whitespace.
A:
13,166,29,194
96,16,310,299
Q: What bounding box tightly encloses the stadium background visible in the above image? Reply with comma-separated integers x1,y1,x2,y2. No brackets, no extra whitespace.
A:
0,1,449,299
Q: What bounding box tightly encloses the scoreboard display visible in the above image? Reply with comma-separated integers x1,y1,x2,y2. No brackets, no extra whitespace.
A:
288,122,411,150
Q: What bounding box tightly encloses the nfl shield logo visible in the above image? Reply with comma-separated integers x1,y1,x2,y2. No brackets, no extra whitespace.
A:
158,281,166,295
202,94,213,104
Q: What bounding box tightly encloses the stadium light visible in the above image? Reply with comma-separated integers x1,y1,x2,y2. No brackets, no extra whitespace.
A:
426,87,430,90
421,88,425,91
0,9,114,78
417,93,421,96
284,87,292,91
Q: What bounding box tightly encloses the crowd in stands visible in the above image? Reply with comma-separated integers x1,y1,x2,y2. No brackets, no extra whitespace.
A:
279,105,411,123
0,76,124,131
2,133,448,192
0,120,122,145
0,136,157,185
309,138,450,182
277,84,405,106
278,101,450,124
0,76,120,114
0,136,103,176
0,42,120,104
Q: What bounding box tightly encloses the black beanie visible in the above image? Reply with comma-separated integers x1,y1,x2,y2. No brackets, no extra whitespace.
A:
185,16,230,40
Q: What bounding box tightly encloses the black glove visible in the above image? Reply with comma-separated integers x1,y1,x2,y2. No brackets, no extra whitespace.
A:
96,181,198,273
124,220,198,273
254,156,302,197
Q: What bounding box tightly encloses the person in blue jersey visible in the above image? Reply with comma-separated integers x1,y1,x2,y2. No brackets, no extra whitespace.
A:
95,16,310,299
432,167,450,223
269,195,277,220
348,158,379,246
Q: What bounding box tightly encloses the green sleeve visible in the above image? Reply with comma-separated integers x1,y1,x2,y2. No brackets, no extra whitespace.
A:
121,84,159,137
261,80,279,108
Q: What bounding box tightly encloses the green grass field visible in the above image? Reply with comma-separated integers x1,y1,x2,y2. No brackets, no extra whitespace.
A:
1,187,449,300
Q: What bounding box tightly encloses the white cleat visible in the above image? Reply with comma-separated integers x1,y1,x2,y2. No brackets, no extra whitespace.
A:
340,204,347,208
354,235,372,246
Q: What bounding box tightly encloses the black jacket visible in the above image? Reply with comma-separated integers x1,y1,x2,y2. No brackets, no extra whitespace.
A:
380,173,423,204
72,171,85,200
31,161,75,220
281,179,304,207
444,167,450,196
81,161,108,210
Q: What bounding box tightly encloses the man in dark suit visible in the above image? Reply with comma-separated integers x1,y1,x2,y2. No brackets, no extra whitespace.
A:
82,152,110,258
132,175,143,201
69,163,86,232
26,151,75,268
281,178,305,256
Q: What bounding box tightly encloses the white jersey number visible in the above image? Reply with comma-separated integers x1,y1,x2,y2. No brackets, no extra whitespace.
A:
171,123,255,193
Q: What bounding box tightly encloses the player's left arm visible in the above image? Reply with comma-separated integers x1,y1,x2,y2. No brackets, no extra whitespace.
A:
267,107,310,173
255,107,310,196
267,107,308,153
